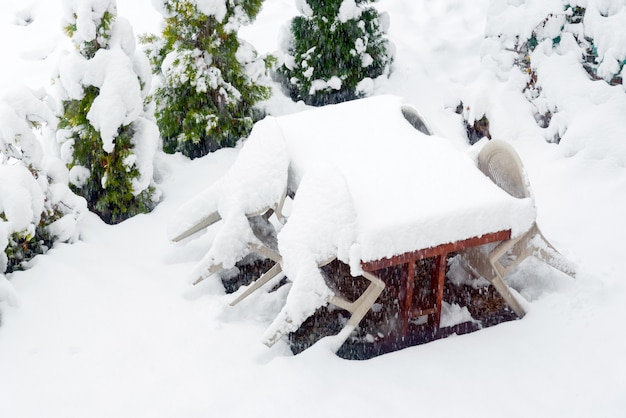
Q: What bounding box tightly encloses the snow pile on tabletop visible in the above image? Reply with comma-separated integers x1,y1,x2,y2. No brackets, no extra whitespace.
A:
274,95,537,265
177,94,537,346
263,163,357,345
169,117,289,282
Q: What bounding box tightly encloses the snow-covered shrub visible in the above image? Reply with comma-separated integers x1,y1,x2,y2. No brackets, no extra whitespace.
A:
528,3,626,86
56,0,160,224
0,87,86,275
455,101,492,145
278,0,393,106
143,0,275,158
482,0,626,143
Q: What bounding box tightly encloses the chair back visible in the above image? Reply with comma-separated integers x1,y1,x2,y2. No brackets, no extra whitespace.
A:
401,105,433,136
477,140,531,199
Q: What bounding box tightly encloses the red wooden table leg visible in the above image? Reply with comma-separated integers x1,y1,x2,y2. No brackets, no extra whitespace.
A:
433,253,447,327
401,261,415,337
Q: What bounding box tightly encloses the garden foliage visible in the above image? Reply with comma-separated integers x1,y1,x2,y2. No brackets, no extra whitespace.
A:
143,0,274,158
278,0,393,106
56,0,160,224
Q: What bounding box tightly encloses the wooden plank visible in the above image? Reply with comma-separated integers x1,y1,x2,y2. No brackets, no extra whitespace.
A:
401,261,416,335
410,307,437,318
361,230,511,272
433,254,447,327
359,230,512,340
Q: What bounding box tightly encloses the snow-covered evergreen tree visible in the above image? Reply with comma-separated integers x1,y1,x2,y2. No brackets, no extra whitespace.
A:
526,2,626,87
56,0,160,224
143,0,274,158
278,0,393,106
482,0,626,143
0,87,86,275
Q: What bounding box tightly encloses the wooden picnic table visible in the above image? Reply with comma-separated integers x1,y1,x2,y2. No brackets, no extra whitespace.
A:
262,95,536,346
361,230,511,338
170,95,550,354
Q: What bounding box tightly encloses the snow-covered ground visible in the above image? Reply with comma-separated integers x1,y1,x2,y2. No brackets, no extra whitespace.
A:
1,0,626,417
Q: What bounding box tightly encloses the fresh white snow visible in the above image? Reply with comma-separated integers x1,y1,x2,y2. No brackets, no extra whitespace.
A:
270,95,537,263
1,0,626,417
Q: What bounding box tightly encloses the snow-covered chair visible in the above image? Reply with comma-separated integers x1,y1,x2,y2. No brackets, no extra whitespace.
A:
401,104,434,136
461,140,576,317
170,188,287,245
171,186,287,285
169,118,290,285
230,165,386,352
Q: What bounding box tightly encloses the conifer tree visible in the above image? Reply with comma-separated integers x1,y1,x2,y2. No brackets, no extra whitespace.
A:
482,1,626,143
143,0,274,158
519,4,625,87
0,87,86,274
278,0,393,106
56,0,160,224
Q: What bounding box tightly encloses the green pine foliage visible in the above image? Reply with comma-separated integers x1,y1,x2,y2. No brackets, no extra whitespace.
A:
0,160,64,274
520,4,624,87
59,87,154,224
3,203,62,274
58,2,157,224
143,0,274,158
507,3,625,140
278,0,393,106
1,87,86,275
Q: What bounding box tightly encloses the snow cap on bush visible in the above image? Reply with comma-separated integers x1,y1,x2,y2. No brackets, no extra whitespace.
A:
57,0,159,224
0,87,86,274
143,0,273,158
278,0,393,106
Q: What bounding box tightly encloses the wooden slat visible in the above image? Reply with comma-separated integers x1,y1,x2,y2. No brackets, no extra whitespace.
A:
401,261,416,335
361,230,511,272
433,254,447,327
359,230,512,339
410,307,437,318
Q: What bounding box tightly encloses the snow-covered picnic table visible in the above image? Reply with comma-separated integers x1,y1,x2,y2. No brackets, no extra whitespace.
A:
170,94,537,351
274,95,536,263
